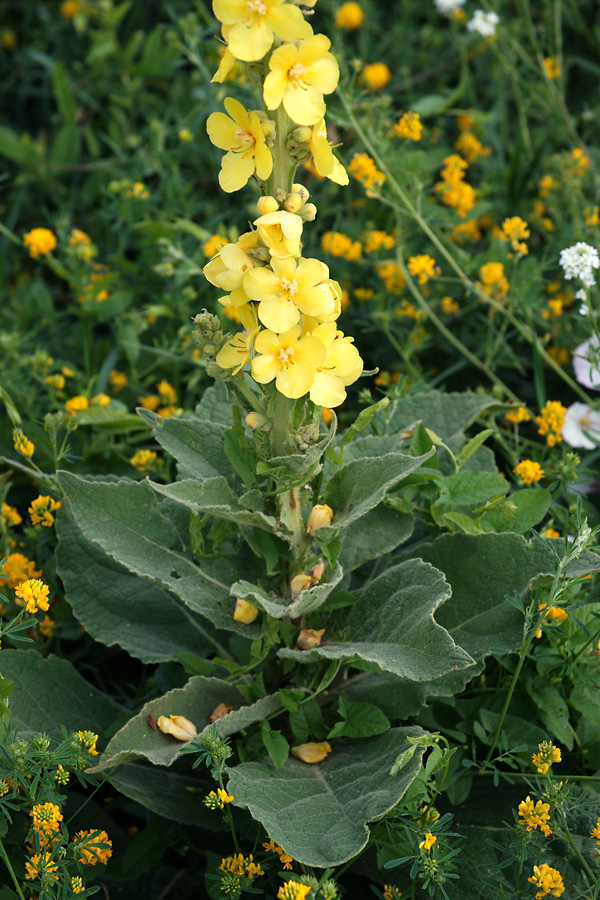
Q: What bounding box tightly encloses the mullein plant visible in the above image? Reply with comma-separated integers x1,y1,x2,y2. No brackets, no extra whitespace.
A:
198,0,363,562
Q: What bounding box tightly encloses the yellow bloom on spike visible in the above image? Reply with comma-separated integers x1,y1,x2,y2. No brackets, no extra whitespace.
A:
528,863,564,899
207,98,273,193
305,119,349,185
204,232,259,304
419,832,436,851
361,61,391,91
156,715,198,741
29,495,61,527
532,740,561,774
245,257,333,332
513,460,544,484
303,321,363,408
263,34,340,127
13,429,34,458
216,304,260,374
15,579,51,614
213,0,312,62
254,210,303,260
251,325,325,399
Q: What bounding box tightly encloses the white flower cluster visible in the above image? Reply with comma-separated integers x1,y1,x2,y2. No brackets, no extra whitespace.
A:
467,10,499,36
559,242,600,289
434,0,466,13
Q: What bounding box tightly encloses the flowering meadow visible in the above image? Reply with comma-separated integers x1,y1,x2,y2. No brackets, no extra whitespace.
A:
2,0,600,898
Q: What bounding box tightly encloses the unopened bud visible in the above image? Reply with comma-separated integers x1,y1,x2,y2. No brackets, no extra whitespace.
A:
275,188,287,203
157,715,197,742
298,202,317,221
206,360,232,380
291,573,312,598
246,412,269,430
284,192,303,213
291,741,331,764
292,183,309,203
291,126,312,144
257,195,279,215
233,598,259,623
306,504,333,534
296,628,325,650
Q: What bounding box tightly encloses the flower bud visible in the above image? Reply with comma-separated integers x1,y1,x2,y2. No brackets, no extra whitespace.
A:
275,188,287,203
291,573,312,598
296,628,325,650
291,741,331,763
284,192,303,213
291,126,313,144
157,715,197,742
257,195,279,216
298,202,317,221
209,703,234,723
246,412,269,430
233,598,259,623
292,183,310,203
306,504,333,534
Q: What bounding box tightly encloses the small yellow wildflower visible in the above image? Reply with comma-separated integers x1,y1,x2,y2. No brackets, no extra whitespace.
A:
435,155,476,218
505,406,531,424
407,254,436,285
590,817,600,844
25,851,59,882
68,228,95,259
23,227,56,258
543,57,561,80
306,504,333,534
363,230,395,254
157,379,177,406
74,829,113,866
55,764,70,785
532,741,561,774
571,147,589,175
500,216,530,255
29,495,61,527
1,503,22,527
321,231,362,260
348,152,385,191
126,182,149,199
513,460,544,484
394,111,422,141
278,881,311,900
30,802,63,834
220,853,264,879
71,877,85,894
377,262,405,294
539,174,555,197
361,62,391,91
178,128,193,142
395,301,421,319
75,730,99,755
2,553,41,589
204,787,234,809
15,578,50,614
138,394,160,411
130,449,158,471
383,887,403,900
543,528,560,539
37,613,55,638
45,373,66,389
263,839,294,870
535,401,566,447
528,863,564,899
454,131,491,162
335,1,364,29
65,395,90,414
451,218,482,243
109,369,128,392
419,832,436,850
518,796,552,836
478,261,509,300
544,606,568,625
203,234,227,258
440,296,459,314
60,0,79,18
13,428,34,458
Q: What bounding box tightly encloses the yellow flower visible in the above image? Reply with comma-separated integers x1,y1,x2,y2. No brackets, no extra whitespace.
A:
535,401,566,447
252,325,326,398
361,61,391,90
2,553,41,589
204,787,234,808
254,210,303,260
74,730,98,755
454,132,490,162
363,231,394,254
451,218,482,243
322,231,362,260
528,863,564,899
203,234,227,258
505,406,531,424
419,832,436,851
394,111,422,141
435,155,475,217
65,395,90,414
296,628,325,650
60,0,79,18
408,254,436,285
30,802,62,834
543,528,560,539
335,1,363,29
13,428,34,457
303,120,349,185
23,227,57,258
263,34,340,126
590,816,600,844
74,829,113,866
233,598,259,623
377,262,405,294
245,256,334,332
440,296,459,314
543,57,561,80
584,205,599,226
130,449,158,471
109,369,127,392
304,322,363,408
68,227,92,245
278,882,311,900
348,152,385,191
220,853,264,879
532,740,561,775
71,877,85,894
204,232,259,303
15,578,51,614
518,796,552,836
25,851,59,882
1,503,22,527
216,303,260,374
383,887,403,900
214,0,312,62
263,839,294,869
29,495,61,527
126,182,149,199
178,128,193,142
513,460,544,484
291,742,331,763
478,261,509,299
306,503,333,534
207,97,273,192
46,373,66,389
156,715,198,741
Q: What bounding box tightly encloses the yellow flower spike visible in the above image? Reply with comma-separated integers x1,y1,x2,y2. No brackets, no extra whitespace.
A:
407,254,436,285
13,428,34,458
156,714,198,741
1,503,22,527
513,460,544,484
263,34,340,127
532,740,561,774
278,881,311,900
291,742,331,764
251,325,326,399
306,504,333,534
518,796,552,836
213,0,312,62
15,578,51,614
74,829,113,866
29,495,61,527
535,401,566,447
65,395,90,414
505,406,531,424
527,863,564,899
207,98,274,193
245,256,332,333
23,227,56,258
305,322,364,408
394,111,422,141
233,598,259,623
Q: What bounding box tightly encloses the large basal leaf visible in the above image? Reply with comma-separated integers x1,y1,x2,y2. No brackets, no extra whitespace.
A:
109,761,218,827
227,726,426,867
148,476,278,532
56,506,217,663
93,676,282,773
387,390,499,439
323,450,433,530
406,533,600,661
0,650,122,740
194,381,237,427
279,559,474,681
339,504,414,571
58,472,259,640
232,563,344,619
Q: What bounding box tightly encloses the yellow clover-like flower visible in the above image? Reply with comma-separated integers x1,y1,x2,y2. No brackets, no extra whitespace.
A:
244,257,333,332
23,227,57,258
213,0,312,63
207,98,273,193
251,325,326,399
263,34,340,126
254,210,303,260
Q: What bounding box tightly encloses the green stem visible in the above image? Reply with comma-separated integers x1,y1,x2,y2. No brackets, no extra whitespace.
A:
218,771,241,854
267,103,296,196
271,392,305,557
0,835,26,900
